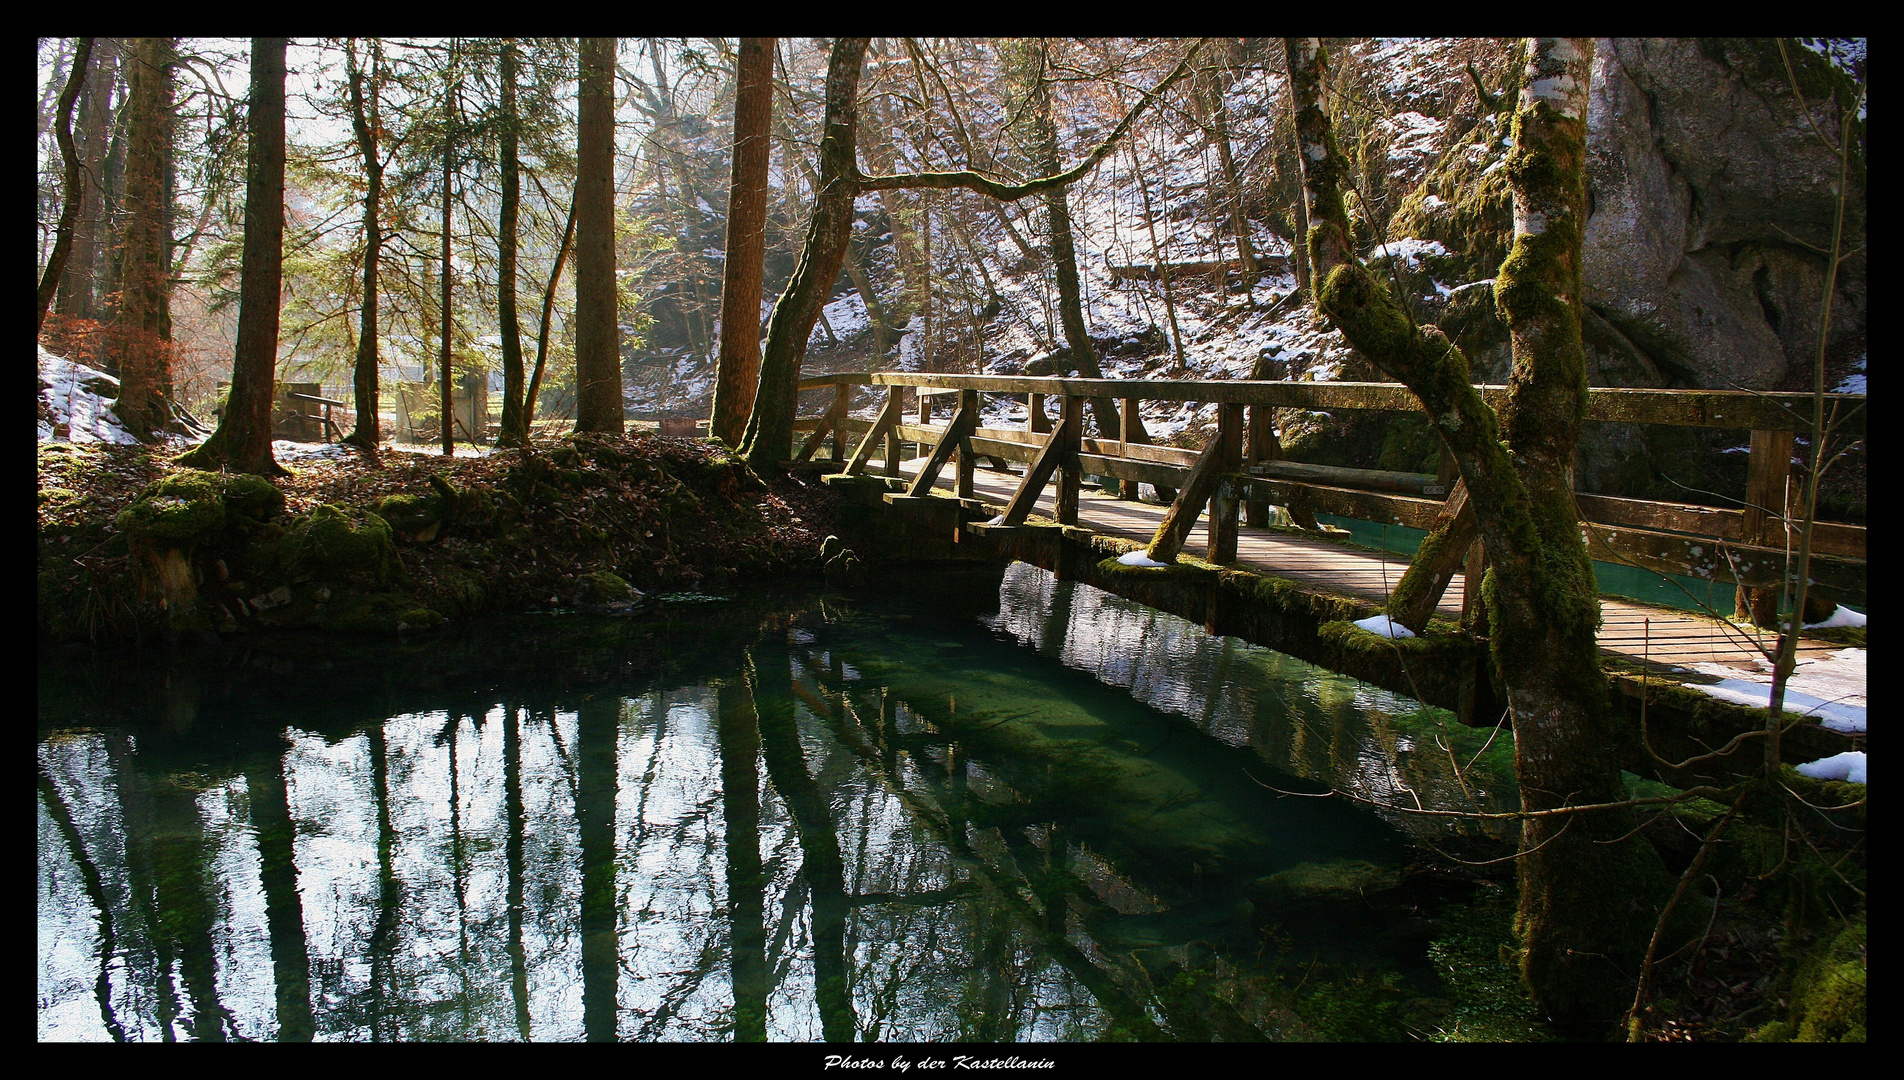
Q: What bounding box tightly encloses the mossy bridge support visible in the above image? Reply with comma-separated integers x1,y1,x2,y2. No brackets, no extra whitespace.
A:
794,371,1865,789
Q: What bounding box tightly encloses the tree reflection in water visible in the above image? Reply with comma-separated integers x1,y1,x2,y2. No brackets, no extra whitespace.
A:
40,565,1528,1041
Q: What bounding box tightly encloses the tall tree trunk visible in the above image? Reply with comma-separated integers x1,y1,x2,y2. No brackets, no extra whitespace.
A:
1290,36,1669,1023
111,37,178,441
179,38,287,477
1031,40,1123,440
525,187,578,428
343,39,383,451
57,37,115,322
709,37,776,447
38,37,92,333
739,37,871,473
496,39,528,447
439,142,456,455
574,37,623,435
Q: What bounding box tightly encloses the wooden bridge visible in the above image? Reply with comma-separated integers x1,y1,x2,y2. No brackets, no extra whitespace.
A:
791,370,1864,771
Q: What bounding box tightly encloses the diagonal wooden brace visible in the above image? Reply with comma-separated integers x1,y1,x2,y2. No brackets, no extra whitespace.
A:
795,382,852,462
1386,478,1476,633
1145,409,1242,563
999,410,1080,526
905,392,981,497
843,386,904,475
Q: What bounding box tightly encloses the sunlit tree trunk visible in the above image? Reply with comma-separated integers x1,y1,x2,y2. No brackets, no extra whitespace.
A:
111,37,178,441
343,39,383,451
179,37,286,477
739,37,871,473
38,37,92,333
574,37,624,435
709,37,776,448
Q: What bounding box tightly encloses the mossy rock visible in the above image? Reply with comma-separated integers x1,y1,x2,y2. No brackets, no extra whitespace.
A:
320,590,446,634
374,492,446,543
218,472,286,522
1252,859,1401,908
1748,918,1865,1042
114,469,285,548
282,504,400,587
115,471,228,545
576,570,636,606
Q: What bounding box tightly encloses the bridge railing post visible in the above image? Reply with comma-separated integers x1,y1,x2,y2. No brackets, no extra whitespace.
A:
1207,403,1243,564
1056,396,1083,525
1029,392,1051,434
1736,428,1795,625
1119,396,1140,500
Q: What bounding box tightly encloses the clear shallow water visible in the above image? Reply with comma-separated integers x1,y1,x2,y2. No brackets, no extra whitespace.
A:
38,564,1536,1042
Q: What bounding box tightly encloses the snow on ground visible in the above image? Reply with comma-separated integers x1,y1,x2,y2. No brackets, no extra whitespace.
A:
39,346,144,445
1683,648,1866,733
1796,751,1866,785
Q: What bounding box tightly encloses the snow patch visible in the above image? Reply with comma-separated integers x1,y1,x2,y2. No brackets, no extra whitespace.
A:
1353,615,1415,639
1684,648,1865,733
1795,751,1865,786
1116,550,1172,568
39,347,142,445
1805,605,1866,630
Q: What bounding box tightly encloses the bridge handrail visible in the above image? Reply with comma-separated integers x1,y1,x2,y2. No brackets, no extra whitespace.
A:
802,372,1866,433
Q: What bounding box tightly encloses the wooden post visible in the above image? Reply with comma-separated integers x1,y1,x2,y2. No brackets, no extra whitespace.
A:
884,424,899,478
999,410,1076,527
1056,396,1082,525
955,389,977,500
1736,429,1794,626
1245,404,1272,526
794,381,850,463
1029,392,1051,434
1207,403,1243,564
1119,396,1140,500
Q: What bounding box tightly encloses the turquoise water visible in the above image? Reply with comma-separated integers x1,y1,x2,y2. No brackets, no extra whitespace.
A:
39,566,1539,1042
1312,513,1745,615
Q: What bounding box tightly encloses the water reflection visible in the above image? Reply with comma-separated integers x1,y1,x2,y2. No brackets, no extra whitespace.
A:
40,565,1527,1042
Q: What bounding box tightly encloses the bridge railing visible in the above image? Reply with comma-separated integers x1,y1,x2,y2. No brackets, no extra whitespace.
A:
792,372,1865,612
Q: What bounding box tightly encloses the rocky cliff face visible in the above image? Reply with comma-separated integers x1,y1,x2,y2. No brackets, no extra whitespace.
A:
1583,38,1865,394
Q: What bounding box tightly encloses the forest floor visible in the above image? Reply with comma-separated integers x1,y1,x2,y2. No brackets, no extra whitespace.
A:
37,424,850,646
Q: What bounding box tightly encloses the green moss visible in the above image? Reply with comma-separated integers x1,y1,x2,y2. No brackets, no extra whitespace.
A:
218,472,285,522
115,472,228,545
282,504,400,587
374,492,446,541
1750,918,1865,1042
576,570,635,605
320,591,445,634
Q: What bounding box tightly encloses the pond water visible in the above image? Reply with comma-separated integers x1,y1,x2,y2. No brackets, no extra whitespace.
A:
39,563,1547,1042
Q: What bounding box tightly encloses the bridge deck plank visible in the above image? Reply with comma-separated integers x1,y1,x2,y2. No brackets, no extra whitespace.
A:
896,457,1847,676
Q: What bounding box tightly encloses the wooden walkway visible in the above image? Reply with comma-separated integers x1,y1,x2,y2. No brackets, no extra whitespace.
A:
895,457,1844,676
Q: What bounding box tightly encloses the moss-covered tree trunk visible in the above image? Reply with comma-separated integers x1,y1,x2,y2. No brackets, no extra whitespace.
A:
1290,36,1668,1023
739,37,870,474
178,38,287,478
